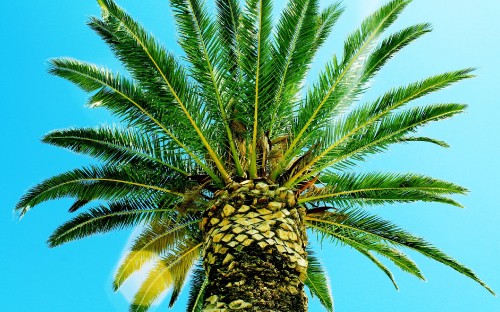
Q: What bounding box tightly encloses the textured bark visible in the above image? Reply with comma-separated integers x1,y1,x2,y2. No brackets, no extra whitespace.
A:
201,181,308,311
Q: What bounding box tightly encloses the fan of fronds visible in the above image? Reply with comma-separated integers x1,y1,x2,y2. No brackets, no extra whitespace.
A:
16,0,493,310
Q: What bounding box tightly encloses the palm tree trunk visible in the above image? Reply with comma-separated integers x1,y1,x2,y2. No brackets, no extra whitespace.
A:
201,181,308,311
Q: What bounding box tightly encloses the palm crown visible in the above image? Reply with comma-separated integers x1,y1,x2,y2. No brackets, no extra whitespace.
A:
16,0,493,310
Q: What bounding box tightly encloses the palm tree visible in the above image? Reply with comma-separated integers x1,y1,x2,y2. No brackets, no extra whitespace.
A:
16,0,493,310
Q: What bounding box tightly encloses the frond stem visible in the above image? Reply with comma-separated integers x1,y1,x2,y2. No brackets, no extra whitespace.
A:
249,0,265,179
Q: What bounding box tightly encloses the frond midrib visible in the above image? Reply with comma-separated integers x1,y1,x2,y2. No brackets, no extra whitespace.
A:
298,186,464,203
250,0,268,179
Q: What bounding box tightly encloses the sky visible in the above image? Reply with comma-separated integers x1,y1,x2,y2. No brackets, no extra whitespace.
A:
1,0,500,311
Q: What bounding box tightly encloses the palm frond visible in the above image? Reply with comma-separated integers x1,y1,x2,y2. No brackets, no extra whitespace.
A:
307,208,495,295
49,58,171,134
396,136,450,148
48,198,180,247
170,0,244,176
114,215,201,290
273,0,410,181
186,263,208,312
15,165,185,217
93,0,230,183
215,0,241,77
130,240,202,311
307,210,425,283
361,23,432,83
299,171,467,208
48,58,219,180
300,103,467,181
286,68,473,185
305,249,334,312
311,3,344,55
238,0,273,178
331,104,466,171
333,69,473,144
308,217,423,285
352,247,399,290
68,199,91,213
277,3,344,137
265,2,344,146
267,0,320,138
43,126,191,175
214,0,244,162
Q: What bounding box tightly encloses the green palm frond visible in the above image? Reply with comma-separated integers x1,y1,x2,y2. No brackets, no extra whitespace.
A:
92,0,231,183
170,0,244,176
15,165,185,217
48,58,218,180
267,0,344,141
395,136,450,148
272,0,410,181
306,210,424,284
331,104,466,171
307,207,495,295
299,103,467,181
49,58,171,134
237,0,274,178
170,0,222,99
43,126,192,175
215,0,241,77
267,0,320,137
331,69,473,145
311,3,344,56
361,23,432,83
186,263,208,312
114,214,202,290
307,215,424,285
130,239,202,312
265,2,343,148
299,172,467,208
352,247,399,290
68,199,91,213
305,249,333,312
48,198,180,247
286,69,473,185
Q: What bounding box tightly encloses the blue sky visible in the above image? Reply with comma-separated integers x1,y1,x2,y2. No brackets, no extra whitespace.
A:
2,0,500,311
